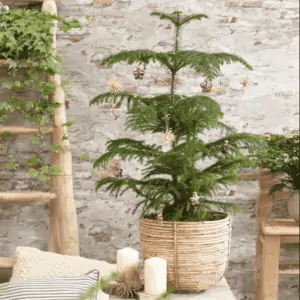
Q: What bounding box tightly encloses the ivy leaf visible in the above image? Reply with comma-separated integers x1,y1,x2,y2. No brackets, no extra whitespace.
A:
0,82,12,89
28,168,39,176
27,156,41,166
42,127,52,133
29,135,40,145
51,144,63,153
85,16,94,22
63,121,75,127
0,101,14,111
5,161,19,169
62,135,68,140
50,165,62,175
80,153,89,160
40,165,49,174
38,174,49,181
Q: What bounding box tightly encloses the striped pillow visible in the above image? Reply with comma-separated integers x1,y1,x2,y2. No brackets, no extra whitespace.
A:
0,270,99,300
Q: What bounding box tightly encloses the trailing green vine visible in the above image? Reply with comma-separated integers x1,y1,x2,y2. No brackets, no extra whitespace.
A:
0,8,80,181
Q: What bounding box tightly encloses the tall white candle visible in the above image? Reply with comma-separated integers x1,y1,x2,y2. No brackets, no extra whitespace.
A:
144,257,167,296
117,247,139,271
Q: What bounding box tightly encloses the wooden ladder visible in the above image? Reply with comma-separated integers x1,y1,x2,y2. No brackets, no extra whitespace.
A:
0,0,79,270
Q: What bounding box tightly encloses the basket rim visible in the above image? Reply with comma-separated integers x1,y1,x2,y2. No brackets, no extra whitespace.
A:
140,212,230,225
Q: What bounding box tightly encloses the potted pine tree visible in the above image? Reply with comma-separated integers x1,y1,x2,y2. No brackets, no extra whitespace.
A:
90,11,263,292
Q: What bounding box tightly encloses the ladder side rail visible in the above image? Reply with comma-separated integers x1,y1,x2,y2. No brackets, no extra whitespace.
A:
42,0,79,256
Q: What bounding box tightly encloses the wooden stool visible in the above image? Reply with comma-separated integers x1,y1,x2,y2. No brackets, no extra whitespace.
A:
255,169,299,300
257,219,299,300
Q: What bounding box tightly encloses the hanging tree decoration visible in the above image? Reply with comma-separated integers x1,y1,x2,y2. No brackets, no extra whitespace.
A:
200,79,212,93
133,67,145,80
190,192,200,206
115,166,123,178
106,159,123,178
160,114,175,152
241,77,248,89
222,139,231,154
163,195,170,203
107,73,121,95
161,130,175,151
0,2,9,13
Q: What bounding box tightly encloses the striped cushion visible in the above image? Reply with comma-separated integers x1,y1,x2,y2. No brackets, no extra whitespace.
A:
0,270,99,300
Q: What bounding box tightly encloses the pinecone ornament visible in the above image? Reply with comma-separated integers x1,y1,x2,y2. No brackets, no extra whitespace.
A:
190,192,200,205
133,67,145,80
221,140,231,154
200,79,212,92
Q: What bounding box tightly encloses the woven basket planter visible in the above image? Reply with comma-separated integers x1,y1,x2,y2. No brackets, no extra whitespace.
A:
139,213,231,292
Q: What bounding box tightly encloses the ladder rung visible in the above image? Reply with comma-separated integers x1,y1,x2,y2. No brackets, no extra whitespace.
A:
0,257,15,268
0,192,56,203
279,268,299,275
0,126,52,135
279,259,300,265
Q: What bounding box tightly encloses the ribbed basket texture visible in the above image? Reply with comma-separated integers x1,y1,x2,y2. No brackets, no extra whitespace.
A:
139,214,231,292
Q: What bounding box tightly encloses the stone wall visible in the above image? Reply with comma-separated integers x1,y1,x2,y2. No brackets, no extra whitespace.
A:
0,0,299,293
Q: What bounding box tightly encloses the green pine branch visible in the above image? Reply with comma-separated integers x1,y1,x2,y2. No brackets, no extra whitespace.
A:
180,13,208,26
95,176,142,197
126,94,225,136
268,182,288,196
201,199,241,215
150,11,181,26
80,272,119,300
95,175,180,215
101,50,251,81
102,50,173,70
150,11,208,52
175,51,252,80
90,92,237,140
150,11,208,27
89,91,133,106
205,133,265,153
93,138,160,168
201,158,246,174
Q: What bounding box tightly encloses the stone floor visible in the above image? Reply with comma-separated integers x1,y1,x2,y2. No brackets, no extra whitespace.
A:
225,181,299,300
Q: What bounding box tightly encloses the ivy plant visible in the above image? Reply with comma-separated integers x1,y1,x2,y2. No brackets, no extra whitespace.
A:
0,8,80,181
253,133,300,196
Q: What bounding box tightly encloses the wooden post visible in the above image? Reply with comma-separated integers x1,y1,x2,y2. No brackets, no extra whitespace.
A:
42,0,79,256
255,169,274,300
259,235,281,300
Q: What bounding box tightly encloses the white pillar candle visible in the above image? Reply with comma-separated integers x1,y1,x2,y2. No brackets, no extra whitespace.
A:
117,247,139,271
144,257,167,296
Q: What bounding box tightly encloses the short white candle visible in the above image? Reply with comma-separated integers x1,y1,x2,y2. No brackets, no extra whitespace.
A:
144,257,167,296
117,247,139,271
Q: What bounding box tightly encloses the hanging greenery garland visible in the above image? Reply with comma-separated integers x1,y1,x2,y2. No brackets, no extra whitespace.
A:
0,7,80,181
